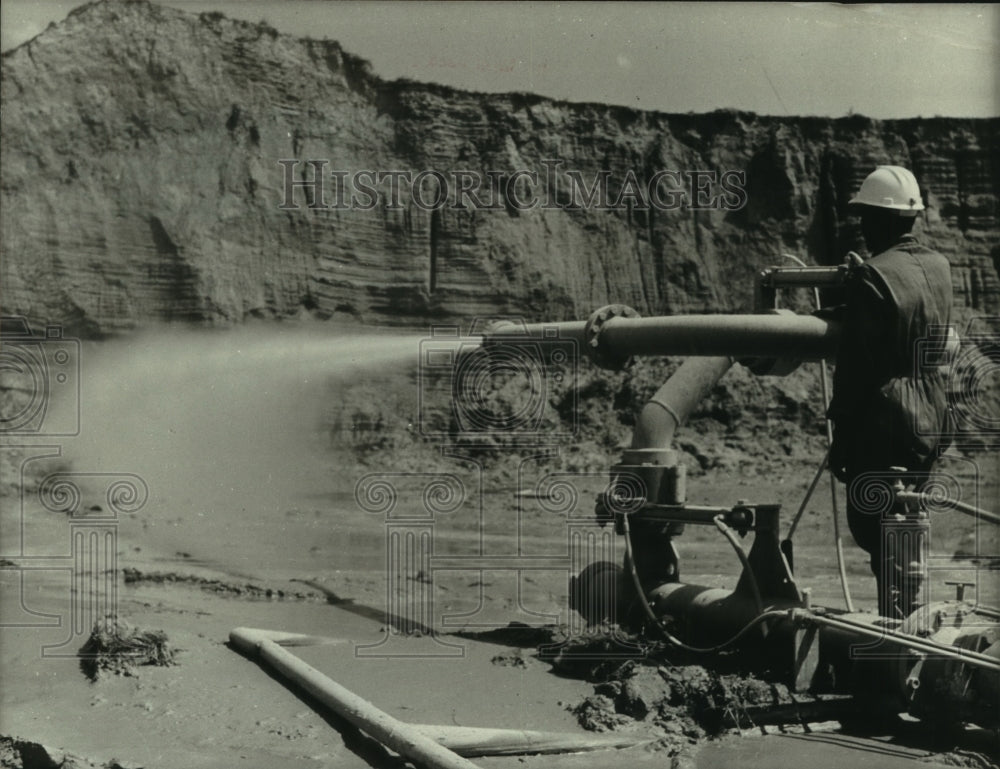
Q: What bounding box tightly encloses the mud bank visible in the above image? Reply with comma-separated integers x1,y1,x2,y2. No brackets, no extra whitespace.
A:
122,568,328,602
0,735,137,769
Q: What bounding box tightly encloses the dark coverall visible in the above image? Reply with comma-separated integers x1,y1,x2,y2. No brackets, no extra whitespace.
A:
826,234,954,618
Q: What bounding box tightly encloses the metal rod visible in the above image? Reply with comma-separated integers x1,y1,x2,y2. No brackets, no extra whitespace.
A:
896,491,1000,527
785,448,830,541
807,614,1000,672
781,253,854,612
817,346,854,612
637,504,753,527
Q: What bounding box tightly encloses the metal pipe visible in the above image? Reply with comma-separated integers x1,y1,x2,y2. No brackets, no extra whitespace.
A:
597,314,839,360
646,581,804,648
807,613,1000,672
230,627,482,769
632,356,735,449
489,312,840,363
761,265,849,287
639,589,1000,675
410,725,651,756
756,264,847,312
621,515,790,653
483,320,588,348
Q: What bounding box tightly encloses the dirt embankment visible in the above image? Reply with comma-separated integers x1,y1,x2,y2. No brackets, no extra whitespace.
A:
326,342,1000,494
2,1,998,336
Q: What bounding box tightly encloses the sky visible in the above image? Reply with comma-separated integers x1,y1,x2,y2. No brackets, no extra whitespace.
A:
1,2,997,119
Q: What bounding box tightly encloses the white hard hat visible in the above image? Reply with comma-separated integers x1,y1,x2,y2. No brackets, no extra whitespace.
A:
848,165,925,215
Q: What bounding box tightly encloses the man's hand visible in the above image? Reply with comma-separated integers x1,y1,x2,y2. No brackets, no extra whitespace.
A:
594,494,613,527
813,304,845,321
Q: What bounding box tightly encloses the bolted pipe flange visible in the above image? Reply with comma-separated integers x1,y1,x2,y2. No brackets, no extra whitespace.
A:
584,304,641,370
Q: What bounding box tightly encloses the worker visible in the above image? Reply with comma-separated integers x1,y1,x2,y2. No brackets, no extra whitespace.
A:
825,165,954,619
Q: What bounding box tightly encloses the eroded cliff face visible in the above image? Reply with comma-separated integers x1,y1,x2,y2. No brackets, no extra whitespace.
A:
2,0,998,336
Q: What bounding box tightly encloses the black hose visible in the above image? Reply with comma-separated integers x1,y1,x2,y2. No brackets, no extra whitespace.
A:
712,515,765,618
